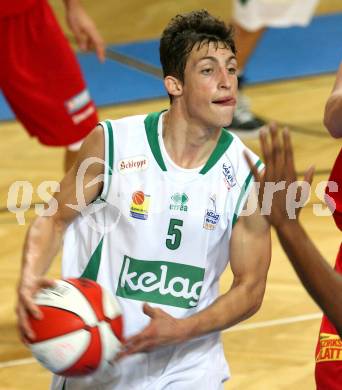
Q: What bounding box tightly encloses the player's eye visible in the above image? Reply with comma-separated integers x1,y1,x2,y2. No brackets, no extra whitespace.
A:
201,68,213,75
227,66,237,75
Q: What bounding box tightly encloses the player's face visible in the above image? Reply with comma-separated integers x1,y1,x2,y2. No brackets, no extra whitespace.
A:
182,41,238,129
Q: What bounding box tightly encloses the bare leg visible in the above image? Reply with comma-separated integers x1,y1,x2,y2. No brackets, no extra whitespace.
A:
64,149,79,173
233,22,265,71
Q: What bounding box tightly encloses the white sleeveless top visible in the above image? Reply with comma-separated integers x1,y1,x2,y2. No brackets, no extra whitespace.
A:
60,111,263,388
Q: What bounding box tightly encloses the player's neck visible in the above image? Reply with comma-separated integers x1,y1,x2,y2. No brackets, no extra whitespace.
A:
162,108,221,169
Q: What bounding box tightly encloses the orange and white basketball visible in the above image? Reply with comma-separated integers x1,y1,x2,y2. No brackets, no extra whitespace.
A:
27,278,123,377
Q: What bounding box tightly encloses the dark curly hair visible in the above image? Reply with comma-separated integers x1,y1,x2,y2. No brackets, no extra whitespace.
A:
160,10,236,83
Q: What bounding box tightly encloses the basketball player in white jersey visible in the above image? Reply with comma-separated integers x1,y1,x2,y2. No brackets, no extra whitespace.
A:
17,10,271,389
230,0,318,132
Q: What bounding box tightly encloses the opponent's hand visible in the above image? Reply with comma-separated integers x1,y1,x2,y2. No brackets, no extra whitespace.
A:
16,275,55,341
65,2,105,62
118,303,187,358
245,123,315,228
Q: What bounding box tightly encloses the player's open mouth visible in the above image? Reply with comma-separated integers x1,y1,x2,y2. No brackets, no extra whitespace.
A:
212,97,236,106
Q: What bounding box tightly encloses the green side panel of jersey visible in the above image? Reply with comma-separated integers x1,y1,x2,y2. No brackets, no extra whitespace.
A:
232,159,263,227
200,129,234,174
81,237,104,281
144,111,167,172
239,0,250,5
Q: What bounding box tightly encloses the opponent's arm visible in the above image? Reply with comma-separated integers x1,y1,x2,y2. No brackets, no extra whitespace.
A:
324,62,342,138
247,125,342,337
17,126,105,340
276,221,342,337
121,200,271,355
63,0,105,62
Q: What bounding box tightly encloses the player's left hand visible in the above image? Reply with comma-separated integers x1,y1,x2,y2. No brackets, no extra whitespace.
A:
118,303,188,358
65,2,105,62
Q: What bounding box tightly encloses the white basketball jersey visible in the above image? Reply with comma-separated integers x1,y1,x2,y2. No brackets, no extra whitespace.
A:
59,111,263,389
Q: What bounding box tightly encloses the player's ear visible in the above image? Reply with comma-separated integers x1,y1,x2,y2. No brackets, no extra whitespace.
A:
164,76,183,98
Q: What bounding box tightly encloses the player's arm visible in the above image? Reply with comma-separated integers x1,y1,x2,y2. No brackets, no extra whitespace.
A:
121,201,271,356
324,62,342,138
276,221,342,337
17,126,105,340
247,125,342,337
63,0,105,62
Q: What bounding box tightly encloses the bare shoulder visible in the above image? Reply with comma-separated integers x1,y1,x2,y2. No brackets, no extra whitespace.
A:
51,125,106,225
324,63,342,138
333,62,342,89
234,189,269,236
76,125,105,165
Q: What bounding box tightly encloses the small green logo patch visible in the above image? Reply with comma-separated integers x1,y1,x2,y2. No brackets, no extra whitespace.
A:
170,192,188,212
116,256,204,308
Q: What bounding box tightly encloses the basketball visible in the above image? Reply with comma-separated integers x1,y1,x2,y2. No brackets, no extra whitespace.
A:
132,190,145,205
27,278,123,377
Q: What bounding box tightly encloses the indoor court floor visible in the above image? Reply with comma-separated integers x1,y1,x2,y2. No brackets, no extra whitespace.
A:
1,1,342,389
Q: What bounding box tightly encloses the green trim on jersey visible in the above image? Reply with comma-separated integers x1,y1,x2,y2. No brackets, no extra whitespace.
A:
200,129,234,174
100,120,114,201
145,111,234,174
106,120,114,174
144,112,167,172
81,237,104,281
232,159,263,227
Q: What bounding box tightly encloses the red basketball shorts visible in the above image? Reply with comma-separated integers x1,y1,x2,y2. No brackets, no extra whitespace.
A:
0,0,98,146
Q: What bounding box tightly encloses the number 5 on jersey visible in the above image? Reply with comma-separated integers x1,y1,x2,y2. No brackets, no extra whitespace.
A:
166,219,183,250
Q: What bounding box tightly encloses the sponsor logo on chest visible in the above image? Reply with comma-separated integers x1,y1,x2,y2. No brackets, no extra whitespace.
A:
222,162,237,190
116,256,204,308
170,192,188,212
130,191,150,220
118,155,149,174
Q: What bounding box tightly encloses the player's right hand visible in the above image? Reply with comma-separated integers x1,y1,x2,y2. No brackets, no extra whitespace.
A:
16,276,55,341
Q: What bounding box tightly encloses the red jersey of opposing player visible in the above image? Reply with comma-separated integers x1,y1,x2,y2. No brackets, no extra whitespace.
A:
0,0,98,146
315,148,342,390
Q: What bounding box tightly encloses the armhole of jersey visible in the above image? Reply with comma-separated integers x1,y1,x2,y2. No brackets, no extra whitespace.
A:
98,120,114,201
232,159,264,228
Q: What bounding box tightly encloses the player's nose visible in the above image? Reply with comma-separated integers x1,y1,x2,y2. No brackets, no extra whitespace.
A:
218,68,232,89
